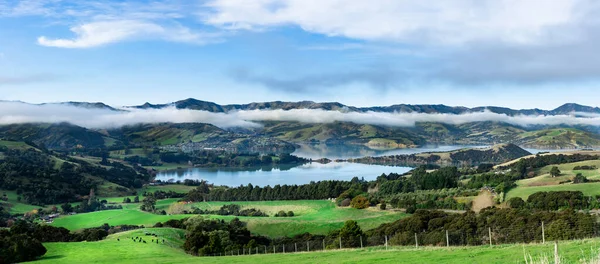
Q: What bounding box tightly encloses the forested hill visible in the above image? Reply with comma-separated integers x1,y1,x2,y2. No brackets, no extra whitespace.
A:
345,144,531,166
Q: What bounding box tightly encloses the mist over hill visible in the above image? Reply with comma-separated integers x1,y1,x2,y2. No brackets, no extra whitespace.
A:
2,99,600,150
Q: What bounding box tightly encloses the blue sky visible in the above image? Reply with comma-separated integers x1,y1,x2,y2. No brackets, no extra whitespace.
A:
1,0,600,109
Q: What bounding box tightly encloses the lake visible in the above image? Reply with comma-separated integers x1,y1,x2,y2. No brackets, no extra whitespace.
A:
154,144,566,187
154,162,412,187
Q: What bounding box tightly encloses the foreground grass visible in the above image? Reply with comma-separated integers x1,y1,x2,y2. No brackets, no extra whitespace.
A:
51,200,407,237
35,230,600,264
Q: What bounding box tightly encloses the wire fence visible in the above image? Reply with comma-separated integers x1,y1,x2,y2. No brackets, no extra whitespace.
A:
202,221,596,257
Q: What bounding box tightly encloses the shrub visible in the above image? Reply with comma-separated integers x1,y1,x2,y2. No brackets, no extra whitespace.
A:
380,201,387,210
350,195,369,209
340,198,351,207
405,206,416,214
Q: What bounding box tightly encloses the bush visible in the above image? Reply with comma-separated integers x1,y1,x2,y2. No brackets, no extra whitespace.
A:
573,173,589,184
340,198,351,207
380,201,387,210
405,206,416,214
507,197,525,209
350,195,369,209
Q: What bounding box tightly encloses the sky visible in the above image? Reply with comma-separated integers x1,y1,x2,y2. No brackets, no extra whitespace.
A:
1,0,600,109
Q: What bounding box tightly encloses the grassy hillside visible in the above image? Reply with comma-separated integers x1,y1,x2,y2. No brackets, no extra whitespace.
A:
110,123,223,146
51,200,406,237
517,128,600,149
36,232,600,264
260,121,423,147
506,159,600,199
0,123,113,149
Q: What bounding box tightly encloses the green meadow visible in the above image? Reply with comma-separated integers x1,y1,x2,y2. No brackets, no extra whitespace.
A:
35,228,600,264
51,200,407,237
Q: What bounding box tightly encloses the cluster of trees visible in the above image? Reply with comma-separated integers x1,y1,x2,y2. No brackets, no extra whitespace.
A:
185,179,364,202
274,210,294,217
143,190,185,199
368,208,596,246
507,191,600,210
157,217,269,256
464,172,516,194
376,167,460,197
190,204,268,217
573,165,597,170
388,189,477,211
0,149,150,205
159,151,308,168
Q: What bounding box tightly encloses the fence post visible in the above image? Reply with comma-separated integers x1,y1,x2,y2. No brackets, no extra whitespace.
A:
385,235,388,250
446,230,449,247
256,247,258,254
283,244,286,254
323,239,325,251
339,237,342,249
415,233,418,248
554,241,559,264
542,221,545,244
273,245,275,254
243,248,245,255
307,241,310,251
295,243,298,252
264,245,267,254
360,236,363,248
488,227,492,247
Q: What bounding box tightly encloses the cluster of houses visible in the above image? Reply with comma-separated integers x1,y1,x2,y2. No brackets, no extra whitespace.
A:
41,213,61,224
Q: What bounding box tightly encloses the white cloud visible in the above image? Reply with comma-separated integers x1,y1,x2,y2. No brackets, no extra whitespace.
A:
2,101,600,129
204,0,585,45
37,20,214,48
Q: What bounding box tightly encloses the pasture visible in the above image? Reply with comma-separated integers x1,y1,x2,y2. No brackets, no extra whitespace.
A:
35,229,600,264
506,160,600,199
51,200,407,237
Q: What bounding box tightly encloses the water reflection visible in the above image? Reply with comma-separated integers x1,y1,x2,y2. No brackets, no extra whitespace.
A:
155,162,412,187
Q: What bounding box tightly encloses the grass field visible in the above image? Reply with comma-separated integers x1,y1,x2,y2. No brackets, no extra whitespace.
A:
506,160,600,200
51,200,407,237
34,229,600,264
0,190,44,214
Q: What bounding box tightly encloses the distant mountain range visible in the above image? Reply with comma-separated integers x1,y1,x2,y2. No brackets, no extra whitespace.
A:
130,98,600,116
2,99,600,151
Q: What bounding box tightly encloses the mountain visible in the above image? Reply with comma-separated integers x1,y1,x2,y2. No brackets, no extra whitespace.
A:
131,99,600,116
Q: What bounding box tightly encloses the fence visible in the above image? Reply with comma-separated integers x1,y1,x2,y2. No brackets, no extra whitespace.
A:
202,221,586,257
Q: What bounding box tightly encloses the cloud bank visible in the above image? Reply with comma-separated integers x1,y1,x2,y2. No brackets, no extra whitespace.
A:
2,102,600,130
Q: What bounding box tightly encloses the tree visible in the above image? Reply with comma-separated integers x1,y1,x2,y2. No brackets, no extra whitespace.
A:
573,173,588,184
507,197,525,209
140,197,156,212
61,203,73,213
380,201,387,210
339,220,363,247
133,196,140,203
550,166,561,177
350,195,369,209
287,211,294,217
123,197,131,203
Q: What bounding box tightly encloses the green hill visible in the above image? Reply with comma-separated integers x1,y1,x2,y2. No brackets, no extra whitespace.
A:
0,123,113,150
516,128,600,149
261,121,424,148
